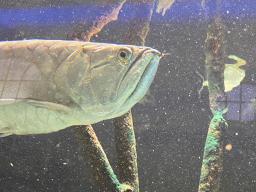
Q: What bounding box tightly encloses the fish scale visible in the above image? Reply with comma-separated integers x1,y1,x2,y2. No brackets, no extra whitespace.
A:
0,40,161,137
0,40,82,104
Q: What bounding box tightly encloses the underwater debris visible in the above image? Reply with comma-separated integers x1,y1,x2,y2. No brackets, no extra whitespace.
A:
225,143,232,151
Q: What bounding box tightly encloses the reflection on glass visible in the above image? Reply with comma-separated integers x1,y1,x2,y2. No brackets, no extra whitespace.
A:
225,84,256,121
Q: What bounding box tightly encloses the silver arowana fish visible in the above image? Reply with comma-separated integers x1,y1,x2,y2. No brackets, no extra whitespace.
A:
0,40,161,137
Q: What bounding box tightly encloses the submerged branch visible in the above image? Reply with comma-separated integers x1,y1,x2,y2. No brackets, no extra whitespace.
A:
113,2,155,191
114,110,138,192
123,1,154,46
198,17,228,192
67,0,126,41
72,125,132,191
198,115,227,192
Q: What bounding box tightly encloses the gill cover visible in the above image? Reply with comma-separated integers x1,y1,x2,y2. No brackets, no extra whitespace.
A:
54,46,93,106
54,43,135,112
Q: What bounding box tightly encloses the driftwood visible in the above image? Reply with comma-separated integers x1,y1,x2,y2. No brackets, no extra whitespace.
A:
66,0,126,41
198,0,228,191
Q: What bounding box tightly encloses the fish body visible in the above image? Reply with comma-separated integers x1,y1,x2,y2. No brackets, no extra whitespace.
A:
0,40,161,136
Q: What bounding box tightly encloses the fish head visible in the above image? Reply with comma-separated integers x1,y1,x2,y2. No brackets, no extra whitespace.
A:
89,44,161,118
54,42,161,122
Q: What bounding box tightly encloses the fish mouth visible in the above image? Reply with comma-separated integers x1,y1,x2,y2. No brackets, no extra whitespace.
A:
114,48,161,116
123,53,159,103
117,47,152,91
115,47,151,99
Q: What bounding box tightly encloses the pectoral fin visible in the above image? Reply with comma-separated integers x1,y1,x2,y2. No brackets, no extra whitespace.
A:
25,99,71,114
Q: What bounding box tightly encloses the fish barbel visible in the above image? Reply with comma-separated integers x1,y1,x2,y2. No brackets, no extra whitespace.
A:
0,40,161,137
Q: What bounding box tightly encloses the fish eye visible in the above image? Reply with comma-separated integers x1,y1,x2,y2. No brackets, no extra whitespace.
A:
118,48,131,64
120,51,127,58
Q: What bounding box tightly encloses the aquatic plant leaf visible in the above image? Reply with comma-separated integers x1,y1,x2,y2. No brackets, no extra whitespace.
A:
197,55,246,94
224,55,246,92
